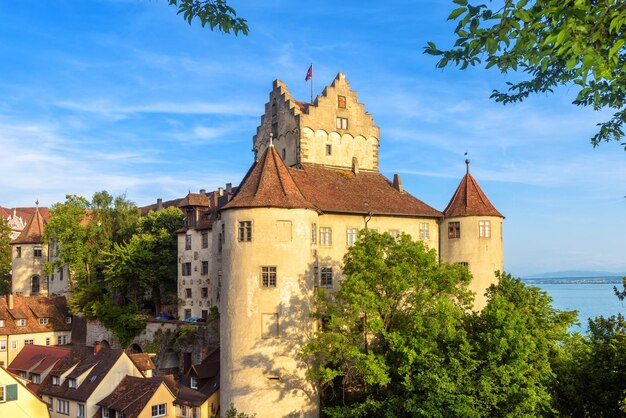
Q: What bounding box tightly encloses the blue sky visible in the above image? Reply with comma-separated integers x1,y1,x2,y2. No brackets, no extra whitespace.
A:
1,1,624,276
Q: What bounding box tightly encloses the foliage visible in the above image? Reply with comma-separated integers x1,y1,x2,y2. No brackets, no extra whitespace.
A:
425,1,626,148
304,232,577,417
303,231,476,417
168,0,248,35
0,222,12,294
224,403,256,418
469,272,576,416
552,281,626,416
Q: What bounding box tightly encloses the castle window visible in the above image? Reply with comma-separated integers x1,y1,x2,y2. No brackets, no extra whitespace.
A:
238,221,252,242
479,220,491,238
272,122,278,138
201,287,208,298
15,247,21,258
185,288,192,299
419,223,429,240
311,223,317,244
31,276,40,294
325,144,332,156
448,222,460,239
319,227,332,246
336,117,348,130
185,235,192,250
59,268,64,281
346,228,358,246
338,95,346,108
182,263,192,276
201,232,209,248
201,261,209,275
320,267,333,287
282,148,286,160
388,229,399,239
261,266,277,287
33,246,42,257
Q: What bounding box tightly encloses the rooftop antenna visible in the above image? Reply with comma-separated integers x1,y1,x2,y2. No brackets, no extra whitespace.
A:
464,152,470,174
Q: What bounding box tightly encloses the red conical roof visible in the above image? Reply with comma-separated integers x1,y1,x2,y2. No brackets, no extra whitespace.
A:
443,173,503,218
223,146,315,210
12,206,47,244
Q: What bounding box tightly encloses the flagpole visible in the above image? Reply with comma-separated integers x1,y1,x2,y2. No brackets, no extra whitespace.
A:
310,63,314,105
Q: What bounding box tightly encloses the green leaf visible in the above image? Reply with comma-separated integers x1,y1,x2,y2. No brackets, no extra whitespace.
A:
448,7,467,21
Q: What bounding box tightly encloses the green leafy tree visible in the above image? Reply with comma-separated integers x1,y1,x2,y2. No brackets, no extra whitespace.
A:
224,403,256,418
469,272,576,416
0,222,12,294
168,0,248,35
303,231,477,417
425,1,626,148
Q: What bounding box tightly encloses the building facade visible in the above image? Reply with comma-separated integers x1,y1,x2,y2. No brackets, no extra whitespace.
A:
171,73,505,417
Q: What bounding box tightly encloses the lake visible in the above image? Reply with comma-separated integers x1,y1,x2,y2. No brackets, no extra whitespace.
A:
521,277,626,333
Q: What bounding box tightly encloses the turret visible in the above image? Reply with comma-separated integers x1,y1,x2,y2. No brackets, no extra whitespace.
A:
10,204,48,296
440,160,504,309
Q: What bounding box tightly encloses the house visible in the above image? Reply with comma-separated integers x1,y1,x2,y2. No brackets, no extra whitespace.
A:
0,365,50,417
0,295,72,366
39,347,144,418
173,72,504,416
97,375,175,418
1,206,50,241
7,344,72,393
156,374,219,418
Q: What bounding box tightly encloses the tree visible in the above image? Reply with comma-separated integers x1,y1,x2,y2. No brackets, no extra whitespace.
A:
0,222,12,294
168,0,248,35
303,231,477,417
469,272,576,416
425,1,626,148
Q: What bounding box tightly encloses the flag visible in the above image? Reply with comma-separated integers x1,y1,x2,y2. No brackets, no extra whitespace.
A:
305,64,313,81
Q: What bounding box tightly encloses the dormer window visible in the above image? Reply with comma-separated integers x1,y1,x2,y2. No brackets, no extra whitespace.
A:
68,378,77,389
17,319,26,327
0,320,4,327
52,376,60,385
66,316,72,324
39,318,49,325
190,376,198,389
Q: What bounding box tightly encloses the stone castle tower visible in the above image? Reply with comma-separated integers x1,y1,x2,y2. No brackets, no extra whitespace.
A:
10,205,48,296
440,160,504,309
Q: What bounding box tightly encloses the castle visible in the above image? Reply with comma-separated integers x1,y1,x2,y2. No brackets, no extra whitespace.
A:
175,72,504,417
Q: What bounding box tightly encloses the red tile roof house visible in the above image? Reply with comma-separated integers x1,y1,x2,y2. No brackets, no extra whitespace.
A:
0,295,73,366
97,375,176,418
39,347,144,418
8,344,72,394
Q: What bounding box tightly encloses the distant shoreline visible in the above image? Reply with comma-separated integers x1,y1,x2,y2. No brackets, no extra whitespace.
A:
522,276,625,285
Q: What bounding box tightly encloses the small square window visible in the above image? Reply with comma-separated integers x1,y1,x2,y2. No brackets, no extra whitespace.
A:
337,95,346,108
201,287,208,298
152,403,167,417
346,228,358,246
319,227,332,246
336,117,348,130
479,220,491,238
11,340,17,349
182,263,192,276
190,376,198,389
39,318,49,325
66,316,72,324
325,144,332,156
320,267,333,287
448,222,460,239
0,320,4,327
419,223,429,240
0,340,6,351
57,335,68,345
238,221,252,242
261,266,277,287
17,319,26,327
34,246,42,257
201,261,209,275
185,288,192,299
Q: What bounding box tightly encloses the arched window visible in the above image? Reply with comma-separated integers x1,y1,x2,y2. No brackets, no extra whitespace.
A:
31,276,40,294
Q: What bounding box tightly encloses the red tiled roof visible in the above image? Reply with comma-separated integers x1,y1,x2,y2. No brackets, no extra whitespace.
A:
0,296,71,336
155,374,210,407
11,206,47,244
443,173,504,218
97,375,169,417
128,353,155,373
223,146,315,211
40,348,130,402
8,345,71,375
223,147,442,217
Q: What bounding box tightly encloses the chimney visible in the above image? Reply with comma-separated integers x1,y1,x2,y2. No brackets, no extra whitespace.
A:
218,187,224,197
352,157,359,175
7,294,13,309
157,198,163,211
226,183,232,194
94,341,101,354
393,174,403,193
199,189,206,195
